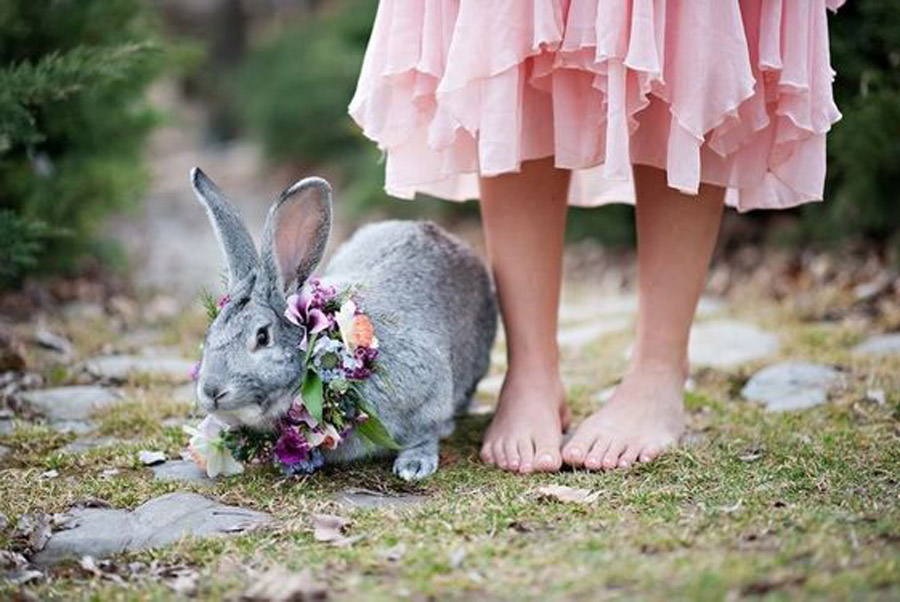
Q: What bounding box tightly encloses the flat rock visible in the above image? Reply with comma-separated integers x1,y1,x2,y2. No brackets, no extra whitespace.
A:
741,361,841,411
333,488,427,510
688,320,779,368
84,355,196,382
34,492,270,564
19,386,120,422
852,333,900,357
151,460,214,487
0,416,14,436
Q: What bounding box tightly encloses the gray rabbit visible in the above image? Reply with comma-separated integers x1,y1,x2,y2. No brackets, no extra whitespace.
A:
190,168,497,480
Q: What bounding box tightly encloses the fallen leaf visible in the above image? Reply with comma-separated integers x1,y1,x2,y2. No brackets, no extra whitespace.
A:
311,514,361,547
508,520,533,533
33,322,75,356
380,543,406,562
537,485,600,505
866,388,886,405
164,567,200,596
13,513,52,553
719,499,743,514
241,566,328,601
138,450,166,466
738,447,765,463
449,547,466,569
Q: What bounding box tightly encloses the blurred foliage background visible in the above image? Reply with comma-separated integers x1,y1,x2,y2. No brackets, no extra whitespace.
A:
0,0,898,290
0,0,169,288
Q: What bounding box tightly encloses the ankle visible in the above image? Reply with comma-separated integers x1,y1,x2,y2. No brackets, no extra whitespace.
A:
627,356,689,381
505,355,561,386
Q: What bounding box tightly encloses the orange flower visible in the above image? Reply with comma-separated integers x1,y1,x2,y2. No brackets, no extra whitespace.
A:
350,314,377,349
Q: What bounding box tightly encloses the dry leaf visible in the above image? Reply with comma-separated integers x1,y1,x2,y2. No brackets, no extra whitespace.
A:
311,514,361,547
164,567,200,596
537,485,600,505
138,450,166,466
866,388,886,405
242,566,328,601
380,543,406,562
13,513,52,553
449,547,466,569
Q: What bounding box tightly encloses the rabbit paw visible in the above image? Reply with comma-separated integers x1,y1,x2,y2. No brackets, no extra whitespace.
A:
393,444,439,481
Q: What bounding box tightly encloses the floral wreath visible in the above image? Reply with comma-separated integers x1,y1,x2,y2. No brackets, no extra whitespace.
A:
184,279,398,478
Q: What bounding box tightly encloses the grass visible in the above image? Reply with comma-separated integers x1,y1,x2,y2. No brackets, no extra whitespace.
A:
1,302,899,600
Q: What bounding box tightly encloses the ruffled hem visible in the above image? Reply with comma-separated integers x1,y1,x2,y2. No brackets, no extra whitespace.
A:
349,0,844,212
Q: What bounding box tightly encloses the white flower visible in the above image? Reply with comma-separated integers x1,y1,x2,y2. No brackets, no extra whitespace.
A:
334,299,357,350
182,415,244,478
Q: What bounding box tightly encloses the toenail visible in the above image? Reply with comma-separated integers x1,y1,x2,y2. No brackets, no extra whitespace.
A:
569,447,583,459
520,463,532,473
538,454,552,465
619,461,629,468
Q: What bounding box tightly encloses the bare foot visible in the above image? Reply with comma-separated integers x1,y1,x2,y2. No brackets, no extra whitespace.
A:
562,362,686,470
480,371,570,474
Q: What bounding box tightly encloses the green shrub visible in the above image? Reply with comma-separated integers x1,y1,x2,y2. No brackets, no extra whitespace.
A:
801,0,900,250
0,0,166,288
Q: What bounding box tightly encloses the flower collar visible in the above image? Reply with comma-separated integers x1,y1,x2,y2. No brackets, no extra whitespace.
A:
185,279,398,478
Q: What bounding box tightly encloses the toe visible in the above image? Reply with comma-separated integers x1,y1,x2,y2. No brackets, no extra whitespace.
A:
504,439,520,472
584,438,610,471
517,439,535,474
534,436,562,472
639,445,661,463
602,440,627,470
561,426,595,468
617,444,641,469
493,440,508,470
480,441,495,465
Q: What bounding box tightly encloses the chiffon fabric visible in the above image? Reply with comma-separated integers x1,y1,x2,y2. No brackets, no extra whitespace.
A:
349,0,846,211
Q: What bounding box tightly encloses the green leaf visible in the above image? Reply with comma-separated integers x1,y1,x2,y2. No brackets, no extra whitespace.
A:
301,370,324,423
356,401,401,450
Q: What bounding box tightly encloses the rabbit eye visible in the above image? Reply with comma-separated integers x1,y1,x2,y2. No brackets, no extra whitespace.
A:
255,326,271,349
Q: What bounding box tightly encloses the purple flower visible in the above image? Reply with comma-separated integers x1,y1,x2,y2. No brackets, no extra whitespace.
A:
286,397,319,429
273,425,310,465
216,294,231,309
345,346,379,380
189,361,201,382
285,289,332,351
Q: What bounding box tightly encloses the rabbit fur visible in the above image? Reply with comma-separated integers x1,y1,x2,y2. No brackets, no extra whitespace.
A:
190,168,497,480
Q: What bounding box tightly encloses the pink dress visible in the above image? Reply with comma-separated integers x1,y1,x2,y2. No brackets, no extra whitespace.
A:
349,0,846,212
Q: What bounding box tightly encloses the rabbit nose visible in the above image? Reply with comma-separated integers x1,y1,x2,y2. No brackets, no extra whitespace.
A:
202,383,227,408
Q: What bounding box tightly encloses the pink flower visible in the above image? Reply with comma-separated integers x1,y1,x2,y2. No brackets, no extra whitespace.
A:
287,397,318,429
285,291,331,351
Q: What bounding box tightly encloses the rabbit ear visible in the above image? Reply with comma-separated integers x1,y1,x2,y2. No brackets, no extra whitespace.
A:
260,177,333,294
190,167,260,286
